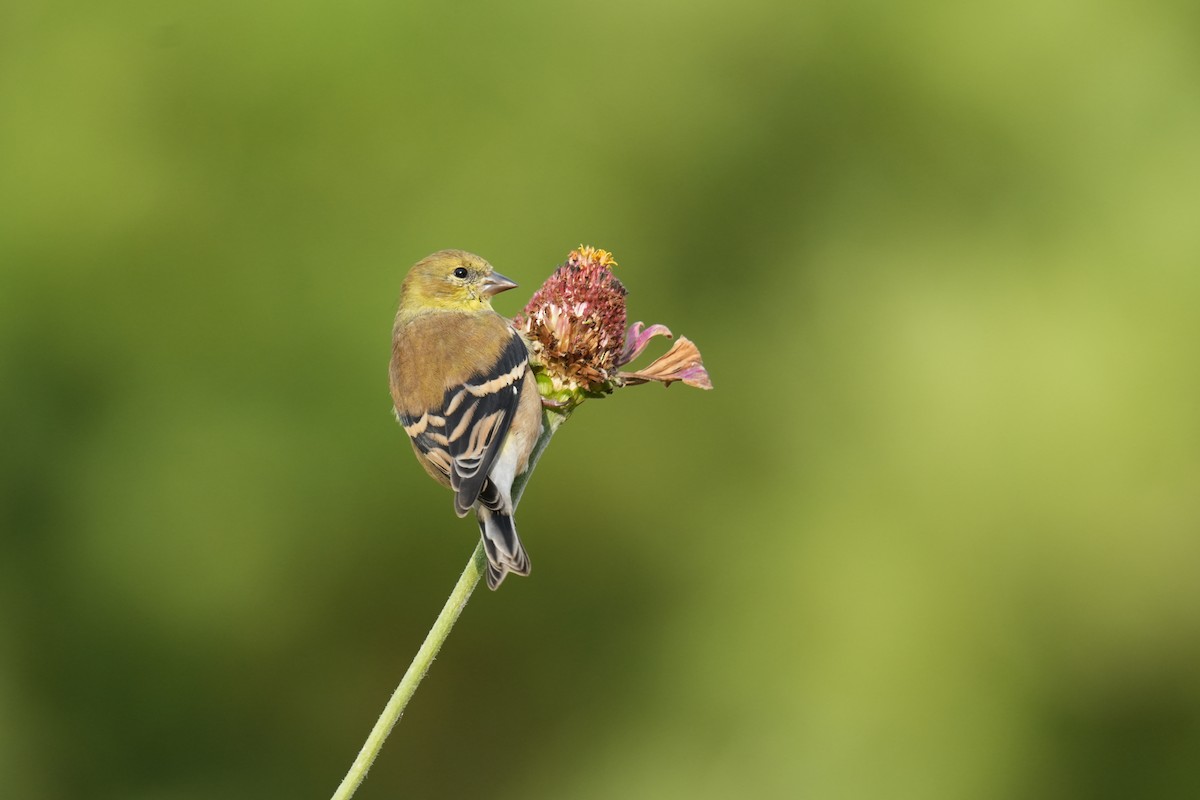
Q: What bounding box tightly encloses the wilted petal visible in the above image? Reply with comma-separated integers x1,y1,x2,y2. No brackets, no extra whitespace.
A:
619,336,713,390
619,322,674,366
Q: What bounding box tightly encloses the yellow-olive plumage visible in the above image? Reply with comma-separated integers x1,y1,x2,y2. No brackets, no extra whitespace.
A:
389,250,542,589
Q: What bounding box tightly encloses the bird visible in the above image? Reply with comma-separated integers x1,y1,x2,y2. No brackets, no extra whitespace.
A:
389,250,543,589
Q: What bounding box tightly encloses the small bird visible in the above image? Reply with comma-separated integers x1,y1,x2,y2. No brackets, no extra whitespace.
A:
389,250,543,589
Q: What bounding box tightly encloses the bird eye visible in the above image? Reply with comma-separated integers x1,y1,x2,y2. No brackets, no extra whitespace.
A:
453,267,469,279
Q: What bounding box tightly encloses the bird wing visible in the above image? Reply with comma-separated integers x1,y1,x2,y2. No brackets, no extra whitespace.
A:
398,329,530,516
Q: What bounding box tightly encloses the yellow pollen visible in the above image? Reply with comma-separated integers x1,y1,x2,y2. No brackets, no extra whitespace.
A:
573,245,617,268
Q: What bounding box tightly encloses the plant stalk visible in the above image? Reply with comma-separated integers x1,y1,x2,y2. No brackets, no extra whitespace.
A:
330,408,567,800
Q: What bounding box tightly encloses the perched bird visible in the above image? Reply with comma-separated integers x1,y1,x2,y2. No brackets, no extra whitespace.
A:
389,250,543,589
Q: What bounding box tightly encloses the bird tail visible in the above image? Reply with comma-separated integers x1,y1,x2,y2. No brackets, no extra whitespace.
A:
477,506,531,590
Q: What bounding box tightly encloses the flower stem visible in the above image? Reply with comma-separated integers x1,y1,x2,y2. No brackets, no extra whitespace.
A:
330,408,568,800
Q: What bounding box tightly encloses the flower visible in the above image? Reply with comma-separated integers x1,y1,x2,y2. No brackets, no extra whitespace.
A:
515,246,712,408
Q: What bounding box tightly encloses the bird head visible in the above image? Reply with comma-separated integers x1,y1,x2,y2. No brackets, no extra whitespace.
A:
398,250,518,315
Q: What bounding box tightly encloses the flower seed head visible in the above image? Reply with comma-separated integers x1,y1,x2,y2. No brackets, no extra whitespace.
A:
516,246,629,396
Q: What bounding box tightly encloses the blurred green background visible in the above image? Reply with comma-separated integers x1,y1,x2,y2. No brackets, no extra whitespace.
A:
3,1,1200,798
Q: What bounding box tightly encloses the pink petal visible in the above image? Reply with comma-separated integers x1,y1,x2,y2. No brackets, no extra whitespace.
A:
620,322,674,366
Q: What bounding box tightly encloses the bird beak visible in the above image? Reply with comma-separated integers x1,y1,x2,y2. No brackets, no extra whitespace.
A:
481,271,518,297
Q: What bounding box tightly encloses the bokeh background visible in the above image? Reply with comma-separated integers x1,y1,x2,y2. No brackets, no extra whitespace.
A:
3,1,1200,798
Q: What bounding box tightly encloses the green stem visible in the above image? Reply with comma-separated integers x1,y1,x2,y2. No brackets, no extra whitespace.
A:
330,408,569,800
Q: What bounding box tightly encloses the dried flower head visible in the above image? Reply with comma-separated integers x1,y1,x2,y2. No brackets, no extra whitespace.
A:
515,245,711,408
